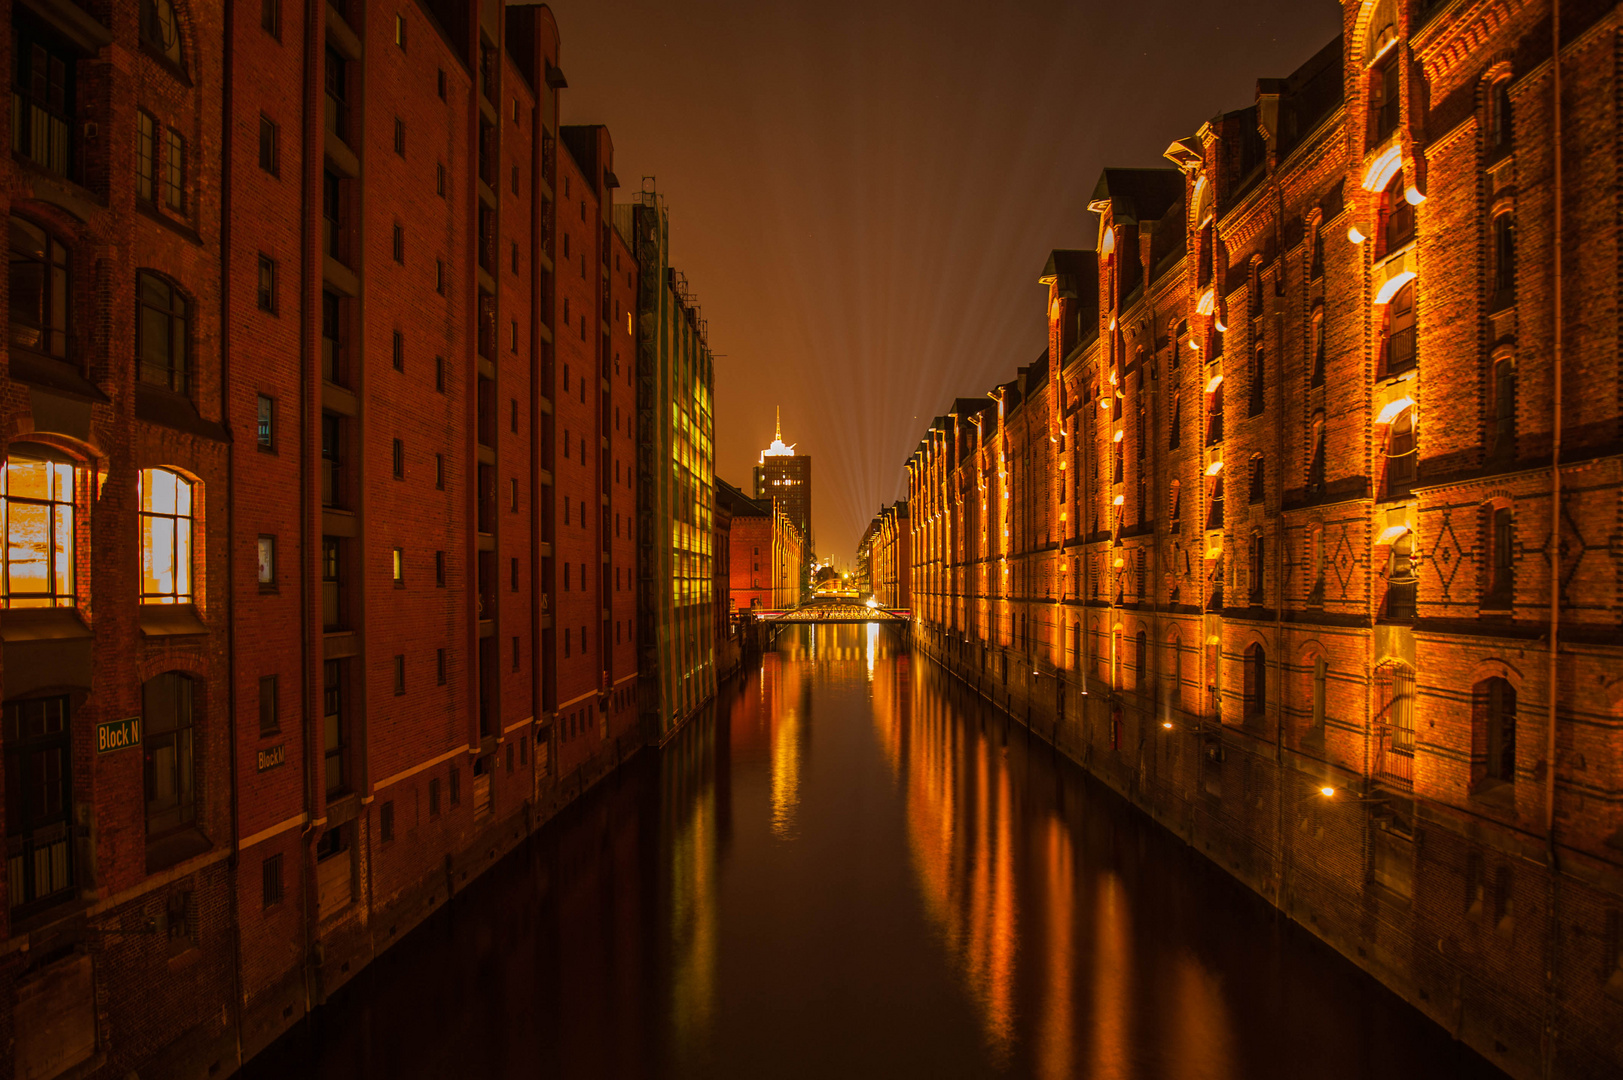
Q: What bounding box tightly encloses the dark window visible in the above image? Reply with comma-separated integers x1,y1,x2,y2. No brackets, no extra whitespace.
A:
1310,313,1326,387
1383,171,1414,253
436,550,446,587
1490,214,1516,310
436,355,446,393
392,438,404,479
436,161,446,197
1478,677,1516,783
13,28,75,178
1243,644,1266,718
437,647,447,686
429,777,441,817
1387,407,1416,493
450,767,460,806
1386,534,1416,619
1249,534,1265,603
140,0,184,66
258,115,279,174
137,111,156,202
1373,54,1401,143
510,557,518,592
162,128,185,212
257,255,277,313
323,659,347,795
1492,357,1515,454
436,259,445,294
137,272,189,392
1249,457,1265,503
143,673,197,837
262,854,283,907
380,800,395,843
393,223,404,263
1310,224,1325,280
321,289,345,383
512,636,520,671
437,69,446,101
1488,507,1514,605
320,412,345,508
3,696,74,911
1488,78,1512,156
322,170,345,262
258,675,278,735
435,453,445,490
393,655,405,696
8,216,70,358
1249,348,1265,416
1168,393,1181,450
1385,281,1416,375
392,329,404,370
1312,658,1327,730
325,47,347,142
394,117,405,155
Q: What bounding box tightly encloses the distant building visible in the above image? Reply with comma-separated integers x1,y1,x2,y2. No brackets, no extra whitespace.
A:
752,409,812,594
724,480,803,612
624,192,717,741
870,502,911,609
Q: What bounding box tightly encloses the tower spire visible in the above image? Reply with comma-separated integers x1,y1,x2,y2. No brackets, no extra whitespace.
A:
775,406,782,442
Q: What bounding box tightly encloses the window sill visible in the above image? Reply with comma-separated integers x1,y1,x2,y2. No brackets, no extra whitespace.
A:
139,604,208,637
1,607,90,642
145,828,210,874
134,384,228,442
8,349,108,403
135,200,202,246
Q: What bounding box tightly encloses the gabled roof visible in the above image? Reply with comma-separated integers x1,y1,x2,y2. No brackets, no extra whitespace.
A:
1090,169,1184,224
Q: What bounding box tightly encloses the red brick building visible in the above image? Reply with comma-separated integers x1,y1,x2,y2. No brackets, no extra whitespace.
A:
907,3,1623,1077
726,487,802,613
0,2,644,1075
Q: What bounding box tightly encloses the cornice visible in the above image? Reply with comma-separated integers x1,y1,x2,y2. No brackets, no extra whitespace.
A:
1413,0,1526,95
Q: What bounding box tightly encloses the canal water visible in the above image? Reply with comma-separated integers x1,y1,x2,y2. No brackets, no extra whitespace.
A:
246,625,1503,1079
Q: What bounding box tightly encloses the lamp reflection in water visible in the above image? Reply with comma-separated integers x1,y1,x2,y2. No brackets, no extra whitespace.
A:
664,706,719,1059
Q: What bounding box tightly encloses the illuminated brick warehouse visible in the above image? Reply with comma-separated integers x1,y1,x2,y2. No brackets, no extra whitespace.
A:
903,2,1623,1077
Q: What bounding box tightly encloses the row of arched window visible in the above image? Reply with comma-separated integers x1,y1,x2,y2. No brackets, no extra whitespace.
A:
0,450,199,609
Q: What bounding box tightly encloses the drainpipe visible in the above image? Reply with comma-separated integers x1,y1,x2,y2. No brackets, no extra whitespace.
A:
1542,1,1564,1075
1543,0,1563,871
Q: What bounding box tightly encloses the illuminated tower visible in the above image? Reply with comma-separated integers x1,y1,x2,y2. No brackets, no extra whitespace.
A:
753,409,814,593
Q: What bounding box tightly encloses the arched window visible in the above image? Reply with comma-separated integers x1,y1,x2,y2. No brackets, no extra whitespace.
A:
1243,643,1266,718
1483,505,1514,607
1491,356,1516,455
1071,621,1082,669
137,272,189,391
1248,454,1266,504
1307,526,1326,603
1170,633,1184,708
1310,308,1326,387
1248,532,1265,604
1312,656,1328,731
1384,280,1416,376
1309,219,1325,280
1371,43,1401,143
1487,77,1513,158
1206,471,1224,531
1134,630,1147,689
139,468,195,604
8,217,69,358
144,672,197,837
1386,405,1417,494
1385,531,1416,619
140,0,184,67
1473,677,1516,784
2,450,77,608
1383,170,1414,253
1490,213,1516,310
1308,411,1326,493
1169,479,1182,528
1169,392,1182,450
1206,378,1224,445
1248,346,1265,416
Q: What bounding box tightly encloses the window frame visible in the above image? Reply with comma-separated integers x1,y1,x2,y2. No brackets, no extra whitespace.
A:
8,214,71,360
138,467,196,606
136,271,190,393
143,671,198,839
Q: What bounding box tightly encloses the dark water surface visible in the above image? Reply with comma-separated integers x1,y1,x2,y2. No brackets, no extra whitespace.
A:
246,625,1503,1079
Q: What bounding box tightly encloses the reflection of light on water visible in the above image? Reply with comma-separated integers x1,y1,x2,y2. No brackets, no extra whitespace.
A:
1038,814,1074,1080
1092,870,1131,1079
770,706,801,838
1172,951,1233,1080
667,731,718,1060
866,621,878,680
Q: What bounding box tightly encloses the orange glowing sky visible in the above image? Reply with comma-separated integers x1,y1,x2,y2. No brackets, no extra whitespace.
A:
544,0,1343,559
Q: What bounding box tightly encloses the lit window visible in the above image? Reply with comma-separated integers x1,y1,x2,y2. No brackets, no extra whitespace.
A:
137,112,157,203
1,453,76,608
140,0,184,67
257,535,276,587
257,394,274,450
139,467,195,605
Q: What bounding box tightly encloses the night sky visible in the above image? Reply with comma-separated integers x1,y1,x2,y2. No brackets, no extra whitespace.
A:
545,0,1344,561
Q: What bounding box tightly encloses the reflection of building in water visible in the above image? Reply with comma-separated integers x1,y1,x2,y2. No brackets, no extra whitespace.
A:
872,664,1020,1063
662,706,722,1057
1091,871,1131,1080
1039,814,1075,1080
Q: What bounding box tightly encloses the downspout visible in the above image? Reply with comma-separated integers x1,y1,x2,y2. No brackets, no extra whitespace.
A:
299,0,321,1011
1542,1,1564,1074
221,1,244,1067
1543,0,1562,871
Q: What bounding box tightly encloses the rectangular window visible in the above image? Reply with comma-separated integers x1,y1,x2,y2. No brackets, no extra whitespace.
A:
257,394,274,449
509,478,518,512
510,319,518,353
324,660,347,795
143,673,196,836
510,399,518,433
137,271,189,392
394,13,406,48
512,241,519,274
258,115,279,174
436,161,446,197
257,255,277,313
138,468,194,605
429,777,441,817
259,674,279,735
437,69,446,100
450,767,460,806
435,356,446,392
262,854,283,908
392,438,404,479
437,647,447,686
162,128,185,212
393,224,405,263
394,117,405,155
391,547,404,585
392,330,404,370
393,655,405,695
380,800,395,842
13,30,75,179
435,550,446,587
1490,508,1514,604
257,535,276,588
435,259,445,294
435,453,445,490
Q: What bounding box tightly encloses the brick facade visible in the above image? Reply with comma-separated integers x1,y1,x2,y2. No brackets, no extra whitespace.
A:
904,3,1623,1077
